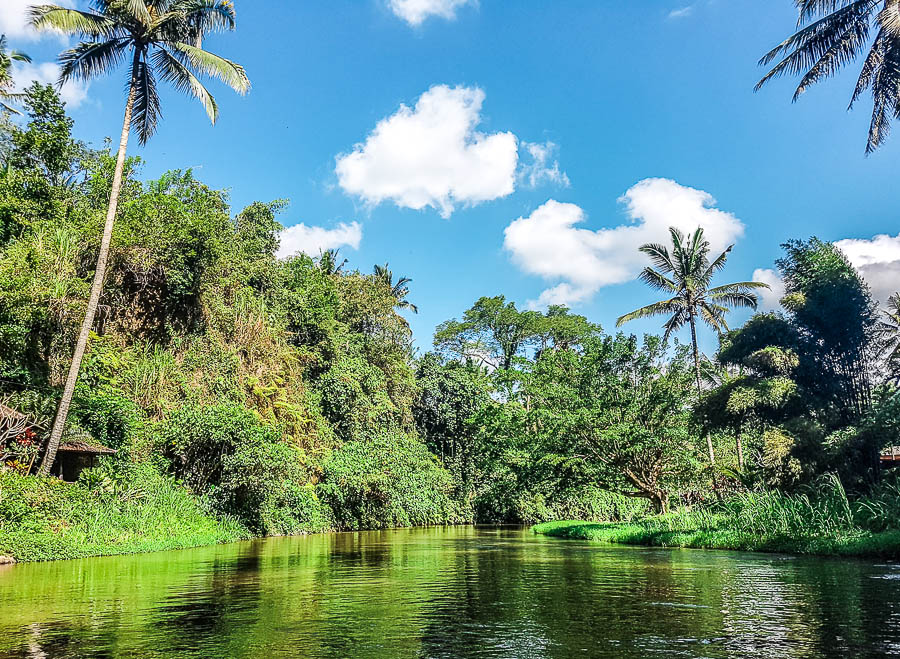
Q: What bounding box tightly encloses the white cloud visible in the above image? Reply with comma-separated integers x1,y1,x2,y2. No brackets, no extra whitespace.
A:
835,233,900,305
752,268,785,311
1,0,73,40
335,85,518,219
276,221,362,259
504,178,745,307
388,0,475,26
752,233,900,311
519,141,569,189
12,61,89,109
668,5,694,19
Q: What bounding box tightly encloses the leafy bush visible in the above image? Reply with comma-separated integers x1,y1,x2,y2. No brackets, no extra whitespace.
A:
160,404,319,534
319,433,459,530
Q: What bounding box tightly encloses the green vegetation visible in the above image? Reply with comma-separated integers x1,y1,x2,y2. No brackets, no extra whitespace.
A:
0,84,463,561
0,466,247,562
533,476,900,558
1,37,899,563
29,0,250,474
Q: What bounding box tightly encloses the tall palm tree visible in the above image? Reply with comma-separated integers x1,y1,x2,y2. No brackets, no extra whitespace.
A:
0,35,32,114
32,0,250,475
617,227,768,465
756,1,900,153
374,263,418,314
878,292,900,381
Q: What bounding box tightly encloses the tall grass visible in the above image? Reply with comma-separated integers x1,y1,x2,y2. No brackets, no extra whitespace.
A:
0,467,248,562
534,475,900,557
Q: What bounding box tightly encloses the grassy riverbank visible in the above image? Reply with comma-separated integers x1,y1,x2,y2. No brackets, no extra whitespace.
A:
0,470,251,562
533,478,900,558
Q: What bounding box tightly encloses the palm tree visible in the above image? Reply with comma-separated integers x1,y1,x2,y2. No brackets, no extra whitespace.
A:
878,293,900,382
617,227,768,465
32,0,250,475
317,248,347,275
374,263,418,314
0,35,32,114
756,1,900,153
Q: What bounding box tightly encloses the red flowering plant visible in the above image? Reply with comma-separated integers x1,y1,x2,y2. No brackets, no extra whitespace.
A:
2,428,40,474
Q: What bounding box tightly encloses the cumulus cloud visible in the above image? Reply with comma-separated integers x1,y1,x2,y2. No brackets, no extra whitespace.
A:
504,178,746,307
752,233,900,310
335,85,518,219
388,0,476,26
834,233,900,305
752,268,785,311
12,61,89,108
276,221,362,259
519,141,569,189
1,0,74,40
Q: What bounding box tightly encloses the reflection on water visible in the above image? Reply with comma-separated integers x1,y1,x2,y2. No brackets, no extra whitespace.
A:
1,527,900,658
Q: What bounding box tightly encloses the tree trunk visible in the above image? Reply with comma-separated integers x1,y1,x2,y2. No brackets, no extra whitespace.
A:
39,73,137,475
651,491,669,515
689,313,715,466
736,430,744,471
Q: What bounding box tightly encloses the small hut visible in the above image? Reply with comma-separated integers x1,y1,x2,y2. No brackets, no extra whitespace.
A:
51,431,117,482
0,403,116,481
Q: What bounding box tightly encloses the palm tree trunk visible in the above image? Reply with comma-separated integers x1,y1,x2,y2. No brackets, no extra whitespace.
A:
689,313,716,466
736,430,744,471
39,72,137,475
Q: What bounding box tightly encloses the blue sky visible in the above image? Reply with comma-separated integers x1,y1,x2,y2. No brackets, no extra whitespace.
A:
5,0,900,354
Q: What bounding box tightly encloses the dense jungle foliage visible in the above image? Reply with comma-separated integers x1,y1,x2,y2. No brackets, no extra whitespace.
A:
1,86,899,561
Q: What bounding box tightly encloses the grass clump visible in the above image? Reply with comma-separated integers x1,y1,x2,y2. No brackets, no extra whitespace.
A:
0,467,248,562
533,476,900,558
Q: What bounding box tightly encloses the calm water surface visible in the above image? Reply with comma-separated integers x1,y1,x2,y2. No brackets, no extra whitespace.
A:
1,526,900,658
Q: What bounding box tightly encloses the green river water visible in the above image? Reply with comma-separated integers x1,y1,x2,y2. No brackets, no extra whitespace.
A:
1,526,899,658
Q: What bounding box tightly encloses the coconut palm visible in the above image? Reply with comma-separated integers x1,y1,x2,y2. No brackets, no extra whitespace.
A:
756,1,900,153
374,263,418,315
617,227,768,465
31,0,250,475
317,249,347,275
878,293,900,381
0,35,32,114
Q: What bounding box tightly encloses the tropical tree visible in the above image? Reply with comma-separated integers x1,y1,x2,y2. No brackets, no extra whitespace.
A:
374,263,418,315
756,1,900,153
435,296,543,370
877,293,900,381
317,248,347,275
0,35,31,114
617,227,768,464
31,0,250,475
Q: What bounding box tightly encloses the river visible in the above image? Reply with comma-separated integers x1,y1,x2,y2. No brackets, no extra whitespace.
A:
1,526,899,658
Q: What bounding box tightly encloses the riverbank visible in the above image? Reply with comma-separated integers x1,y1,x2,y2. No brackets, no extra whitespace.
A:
532,519,900,558
0,470,251,562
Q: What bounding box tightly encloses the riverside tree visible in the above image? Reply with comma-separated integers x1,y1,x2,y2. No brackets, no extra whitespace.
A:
30,0,250,474
616,226,767,465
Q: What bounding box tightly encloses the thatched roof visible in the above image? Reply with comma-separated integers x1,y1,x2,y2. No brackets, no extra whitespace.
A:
57,440,116,455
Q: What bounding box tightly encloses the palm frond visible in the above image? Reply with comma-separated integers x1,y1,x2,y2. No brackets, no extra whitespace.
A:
756,1,877,92
616,298,683,327
638,266,677,292
638,242,675,273
29,6,122,39
865,29,900,152
131,56,161,145
152,46,217,122
165,41,249,94
58,39,130,83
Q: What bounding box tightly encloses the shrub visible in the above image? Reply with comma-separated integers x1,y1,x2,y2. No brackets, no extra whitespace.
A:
318,433,459,530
